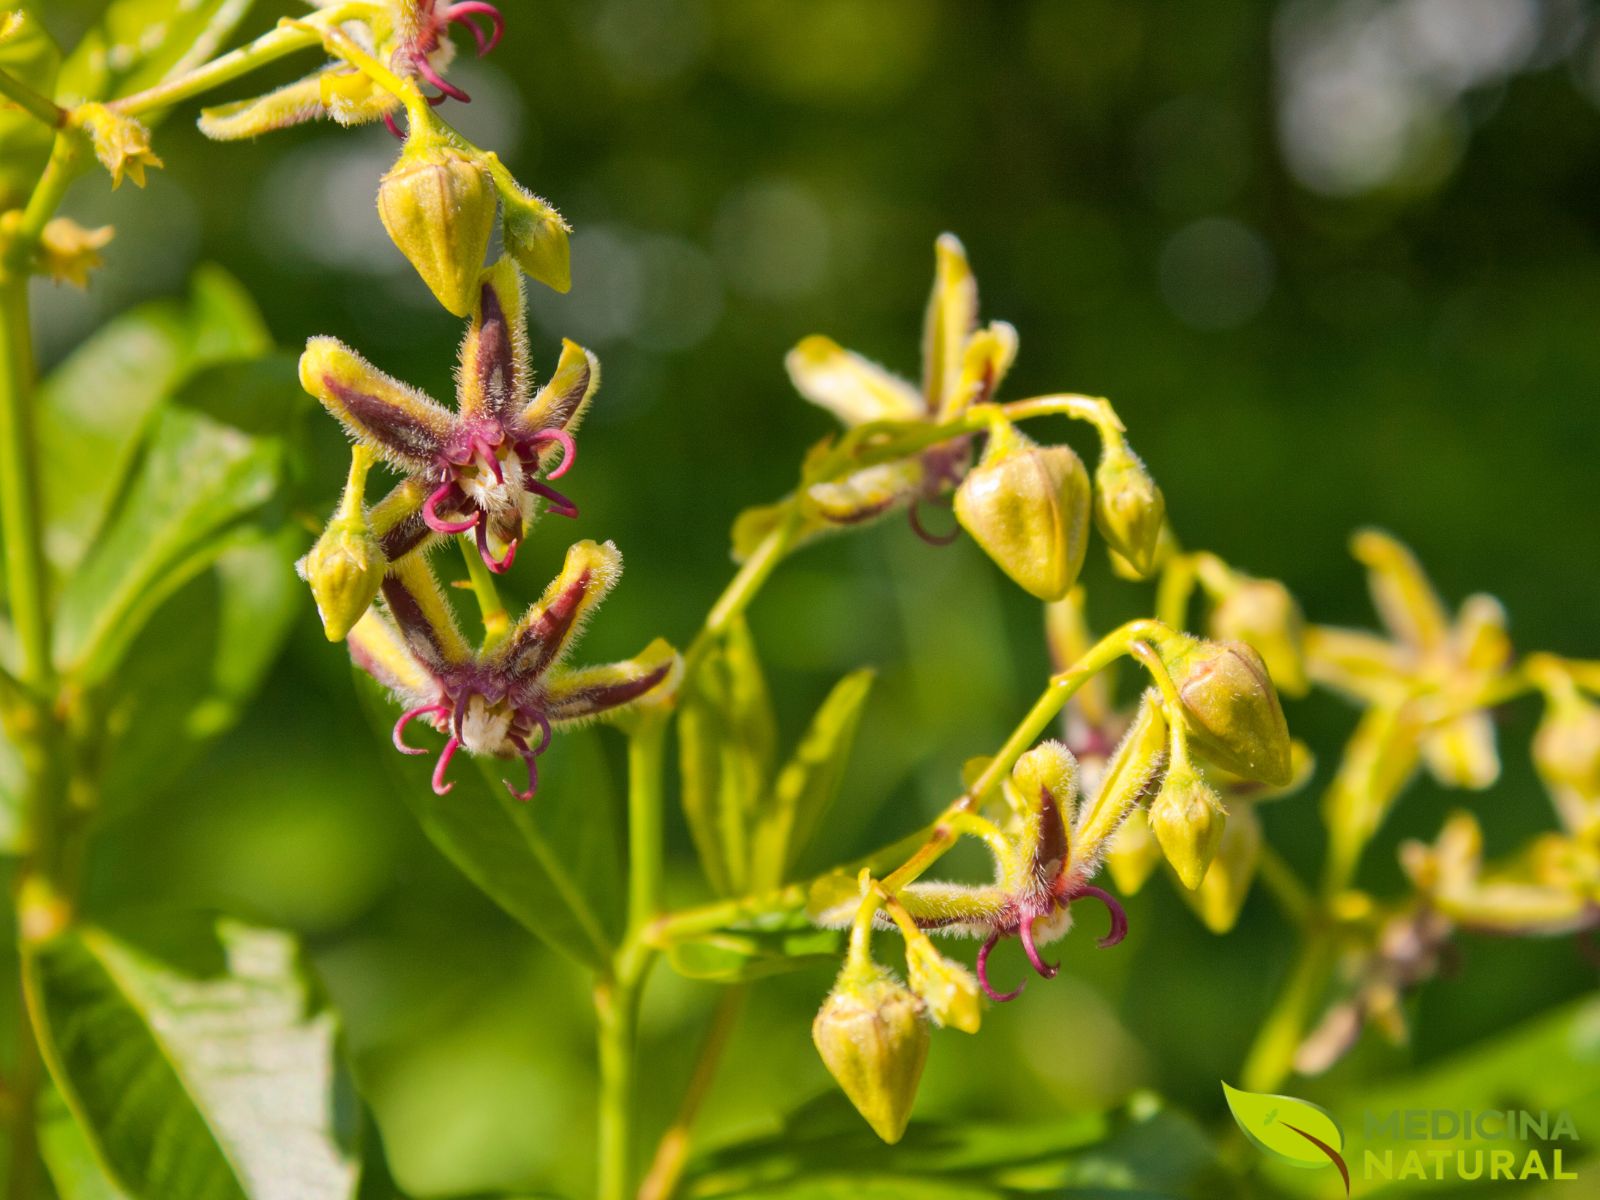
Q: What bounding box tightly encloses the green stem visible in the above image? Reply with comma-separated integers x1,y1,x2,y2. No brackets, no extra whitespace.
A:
682,506,802,684
1256,842,1313,928
0,280,47,686
456,536,509,650
626,719,668,935
111,19,327,118
1240,925,1336,1092
638,986,746,1200
2,131,87,278
595,977,641,1200
0,67,64,129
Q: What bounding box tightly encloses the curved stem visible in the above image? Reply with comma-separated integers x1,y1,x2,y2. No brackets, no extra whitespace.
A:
457,534,509,650
683,506,802,684
0,66,64,128
637,986,747,1200
112,17,332,117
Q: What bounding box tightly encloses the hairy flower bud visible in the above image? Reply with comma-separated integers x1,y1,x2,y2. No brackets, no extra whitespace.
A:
1179,801,1261,933
1105,807,1163,895
1160,637,1293,786
72,103,163,189
1093,443,1165,579
954,422,1090,601
378,140,497,317
1148,761,1227,890
812,965,930,1143
493,167,572,293
297,448,384,641
1208,577,1309,699
904,939,982,1034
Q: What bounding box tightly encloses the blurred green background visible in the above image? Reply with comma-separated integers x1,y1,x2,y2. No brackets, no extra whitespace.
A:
22,0,1600,1195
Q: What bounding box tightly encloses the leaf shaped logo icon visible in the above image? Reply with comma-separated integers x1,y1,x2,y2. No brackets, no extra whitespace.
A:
1222,1082,1350,1194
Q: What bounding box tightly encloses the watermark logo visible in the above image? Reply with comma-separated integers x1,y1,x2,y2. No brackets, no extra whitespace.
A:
1223,1082,1351,1195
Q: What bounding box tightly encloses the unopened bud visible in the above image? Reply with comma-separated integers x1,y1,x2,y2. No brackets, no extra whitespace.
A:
378,140,496,317
1148,761,1227,890
954,422,1090,601
72,103,163,190
1179,801,1262,933
812,965,930,1143
1094,443,1165,579
1076,690,1169,860
904,939,981,1034
297,448,384,641
1105,807,1162,895
492,165,572,293
1160,637,1293,786
1208,577,1309,699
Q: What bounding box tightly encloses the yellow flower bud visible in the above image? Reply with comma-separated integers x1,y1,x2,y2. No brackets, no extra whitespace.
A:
72,103,163,190
812,965,930,1144
954,422,1090,601
1207,577,1309,699
1093,443,1165,579
378,141,497,317
296,448,384,641
1148,761,1227,890
493,167,572,294
1161,637,1293,786
1105,807,1163,895
1178,801,1261,933
904,939,982,1034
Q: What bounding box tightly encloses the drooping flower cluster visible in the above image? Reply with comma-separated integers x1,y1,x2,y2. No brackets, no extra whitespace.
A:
298,257,679,798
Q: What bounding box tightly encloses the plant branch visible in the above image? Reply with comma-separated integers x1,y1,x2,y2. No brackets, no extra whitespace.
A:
457,536,509,650
0,66,64,128
111,18,329,118
637,985,747,1200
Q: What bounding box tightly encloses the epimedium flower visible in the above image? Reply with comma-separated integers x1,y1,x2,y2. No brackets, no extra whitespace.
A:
732,233,1018,558
820,742,1132,1004
347,540,680,799
300,258,598,578
197,1,504,141
1307,529,1512,790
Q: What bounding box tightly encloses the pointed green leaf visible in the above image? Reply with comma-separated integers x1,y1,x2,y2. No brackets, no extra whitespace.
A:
352,668,620,972
38,1084,132,1200
684,1094,1225,1197
678,617,776,894
56,0,257,105
0,3,59,209
26,918,361,1200
751,668,875,887
1221,1082,1343,1168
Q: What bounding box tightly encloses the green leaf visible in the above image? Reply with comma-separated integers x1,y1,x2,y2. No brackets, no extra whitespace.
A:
38,265,273,580
679,617,777,894
27,917,361,1200
55,0,257,105
0,3,59,209
667,911,841,983
1220,1082,1344,1170
352,668,620,972
90,525,302,820
683,1094,1225,1198
50,365,293,684
38,1085,132,1200
751,668,875,888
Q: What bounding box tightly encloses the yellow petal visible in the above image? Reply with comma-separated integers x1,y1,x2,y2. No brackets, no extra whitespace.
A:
921,232,977,411
197,72,329,140
939,319,1017,419
785,335,923,427
1350,529,1450,653
1421,711,1500,790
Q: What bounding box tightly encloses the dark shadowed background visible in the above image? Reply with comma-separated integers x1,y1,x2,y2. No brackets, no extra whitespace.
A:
24,1,1600,1195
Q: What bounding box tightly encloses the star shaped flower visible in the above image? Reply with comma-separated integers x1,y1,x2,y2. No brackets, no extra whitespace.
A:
1305,529,1512,790
348,540,680,799
733,234,1018,557
300,259,597,574
198,1,504,140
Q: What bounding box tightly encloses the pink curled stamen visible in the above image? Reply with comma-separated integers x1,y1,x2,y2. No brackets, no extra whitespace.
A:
529,479,579,519
528,428,577,480
431,736,462,795
908,498,959,546
474,438,505,484
394,703,450,754
475,520,518,574
414,54,471,103
506,733,539,802
1067,884,1128,949
382,110,405,140
1019,913,1059,979
528,709,553,754
423,481,479,534
446,2,505,55
976,933,1024,1003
